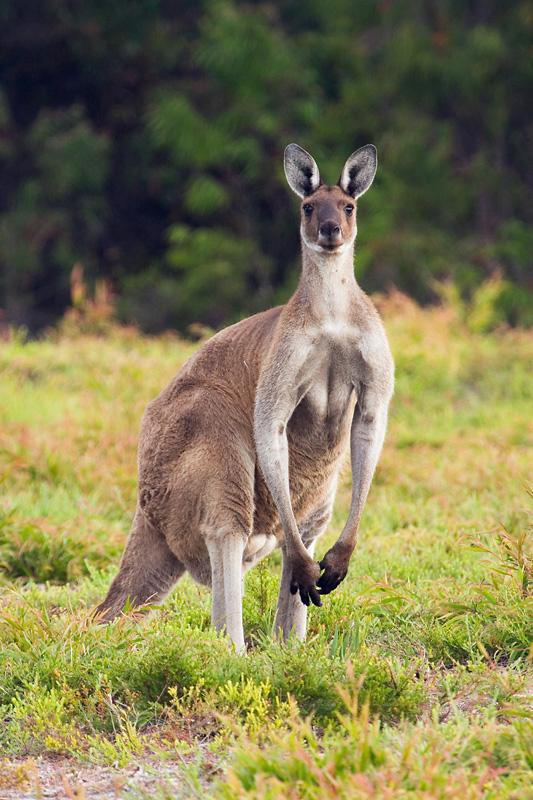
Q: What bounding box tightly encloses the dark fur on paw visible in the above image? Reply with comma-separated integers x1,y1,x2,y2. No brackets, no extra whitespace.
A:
317,542,352,595
289,557,322,607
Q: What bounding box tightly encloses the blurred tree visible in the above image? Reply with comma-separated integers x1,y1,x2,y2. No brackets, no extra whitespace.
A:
0,0,531,331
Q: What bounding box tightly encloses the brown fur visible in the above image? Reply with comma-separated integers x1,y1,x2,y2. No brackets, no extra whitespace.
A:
96,144,394,650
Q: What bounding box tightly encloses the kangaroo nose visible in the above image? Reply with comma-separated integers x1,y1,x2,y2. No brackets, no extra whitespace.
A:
319,221,341,237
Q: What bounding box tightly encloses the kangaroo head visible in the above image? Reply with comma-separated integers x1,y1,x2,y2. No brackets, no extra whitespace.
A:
284,143,377,255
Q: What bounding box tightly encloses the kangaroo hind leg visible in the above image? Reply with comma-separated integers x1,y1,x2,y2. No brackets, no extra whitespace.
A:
96,509,185,622
206,529,247,653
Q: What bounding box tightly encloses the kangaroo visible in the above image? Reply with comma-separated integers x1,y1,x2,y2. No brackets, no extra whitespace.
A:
96,144,394,652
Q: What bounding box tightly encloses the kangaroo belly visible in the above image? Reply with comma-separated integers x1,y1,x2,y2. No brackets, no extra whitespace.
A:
288,390,354,503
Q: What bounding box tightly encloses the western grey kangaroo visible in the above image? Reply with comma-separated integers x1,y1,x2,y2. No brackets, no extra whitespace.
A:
96,144,394,652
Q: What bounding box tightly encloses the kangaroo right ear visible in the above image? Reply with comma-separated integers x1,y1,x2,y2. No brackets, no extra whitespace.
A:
284,144,321,198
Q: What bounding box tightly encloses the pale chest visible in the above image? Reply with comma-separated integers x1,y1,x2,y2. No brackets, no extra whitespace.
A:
294,322,363,427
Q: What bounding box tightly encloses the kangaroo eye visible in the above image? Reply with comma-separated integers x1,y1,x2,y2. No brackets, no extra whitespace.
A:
303,203,313,217
345,205,354,216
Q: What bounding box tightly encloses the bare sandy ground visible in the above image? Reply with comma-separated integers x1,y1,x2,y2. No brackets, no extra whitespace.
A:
0,756,191,799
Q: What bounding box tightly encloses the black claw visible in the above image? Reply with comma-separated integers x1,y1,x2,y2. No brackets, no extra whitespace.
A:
317,572,342,595
309,587,323,607
290,582,298,595
300,589,310,606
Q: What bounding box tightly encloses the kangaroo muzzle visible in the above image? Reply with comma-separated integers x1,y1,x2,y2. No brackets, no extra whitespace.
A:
318,220,343,249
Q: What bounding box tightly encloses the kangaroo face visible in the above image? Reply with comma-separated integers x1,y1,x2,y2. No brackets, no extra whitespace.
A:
284,142,377,256
300,186,356,253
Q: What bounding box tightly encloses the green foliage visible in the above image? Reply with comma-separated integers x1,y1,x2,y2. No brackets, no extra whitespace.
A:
0,511,87,583
121,225,270,330
218,694,533,798
184,176,229,216
434,273,533,333
0,1,531,331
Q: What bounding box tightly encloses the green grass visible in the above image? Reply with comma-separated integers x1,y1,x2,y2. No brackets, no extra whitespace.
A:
0,297,531,798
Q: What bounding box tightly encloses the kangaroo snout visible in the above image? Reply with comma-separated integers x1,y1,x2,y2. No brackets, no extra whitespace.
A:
318,220,342,247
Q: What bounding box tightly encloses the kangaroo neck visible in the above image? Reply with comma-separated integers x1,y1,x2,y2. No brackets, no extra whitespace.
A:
297,239,359,321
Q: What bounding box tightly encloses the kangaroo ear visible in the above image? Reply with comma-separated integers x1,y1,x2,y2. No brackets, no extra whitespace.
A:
284,143,321,198
339,144,377,199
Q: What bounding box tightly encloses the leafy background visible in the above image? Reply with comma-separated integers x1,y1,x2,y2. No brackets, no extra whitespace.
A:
0,0,531,333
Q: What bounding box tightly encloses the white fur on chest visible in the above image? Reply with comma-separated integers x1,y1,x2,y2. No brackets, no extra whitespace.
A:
321,318,357,340
301,315,389,419
299,325,356,418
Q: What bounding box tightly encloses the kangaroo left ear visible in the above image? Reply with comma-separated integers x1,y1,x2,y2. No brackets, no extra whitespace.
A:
339,144,377,199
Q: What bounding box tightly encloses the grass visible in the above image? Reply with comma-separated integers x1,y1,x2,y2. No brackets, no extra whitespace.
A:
0,294,531,798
